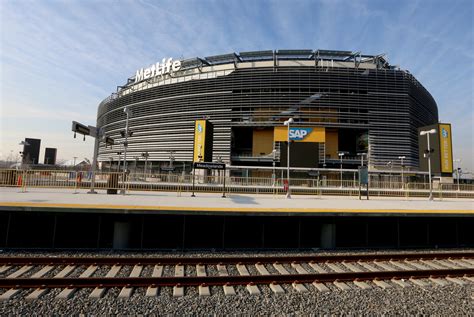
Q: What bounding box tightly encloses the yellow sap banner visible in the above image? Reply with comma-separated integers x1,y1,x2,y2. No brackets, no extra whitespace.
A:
274,126,325,142
438,123,453,173
193,120,206,162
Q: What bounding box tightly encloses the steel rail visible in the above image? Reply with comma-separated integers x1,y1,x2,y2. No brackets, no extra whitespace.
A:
0,252,473,266
0,268,472,289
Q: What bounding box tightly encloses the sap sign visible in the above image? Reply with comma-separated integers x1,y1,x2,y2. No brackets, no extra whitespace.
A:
274,126,325,143
289,128,312,141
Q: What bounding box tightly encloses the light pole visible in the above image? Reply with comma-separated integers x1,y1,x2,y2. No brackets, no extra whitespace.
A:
357,152,367,167
18,141,30,170
453,159,461,191
121,107,132,195
272,149,277,187
338,152,345,188
398,156,406,189
386,161,392,188
116,151,122,172
142,152,149,177
284,118,294,199
420,128,436,201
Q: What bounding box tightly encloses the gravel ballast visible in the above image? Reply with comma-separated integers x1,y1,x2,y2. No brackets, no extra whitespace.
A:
1,249,473,315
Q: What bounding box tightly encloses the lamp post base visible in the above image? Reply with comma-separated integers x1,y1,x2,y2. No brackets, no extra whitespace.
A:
88,189,98,194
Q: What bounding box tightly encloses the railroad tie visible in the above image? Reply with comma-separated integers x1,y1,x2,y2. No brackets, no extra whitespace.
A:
292,282,308,292
173,265,185,297
0,265,35,301
273,263,290,275
291,263,309,274
409,278,430,287
145,265,163,297
437,260,462,269
420,260,445,270
0,266,11,274
341,262,363,273
357,262,380,272
445,277,468,286
25,265,55,300
461,258,474,266
56,265,98,299
404,261,430,270
325,263,346,273
90,265,121,299
373,261,395,271
333,280,351,291
0,289,20,302
429,277,449,286
290,263,311,292
256,264,284,294
118,265,143,298
7,265,33,278
308,262,327,274
217,264,235,296
373,279,392,289
54,265,76,278
463,276,474,283
389,261,412,271
196,265,210,296
312,281,330,293
237,264,260,295
448,259,473,268
391,278,411,288
353,280,372,290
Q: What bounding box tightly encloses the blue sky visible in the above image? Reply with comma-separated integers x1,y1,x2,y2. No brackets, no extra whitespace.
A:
1,0,473,171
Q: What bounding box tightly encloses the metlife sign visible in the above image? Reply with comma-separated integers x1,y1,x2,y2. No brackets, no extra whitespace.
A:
134,58,181,83
274,126,325,143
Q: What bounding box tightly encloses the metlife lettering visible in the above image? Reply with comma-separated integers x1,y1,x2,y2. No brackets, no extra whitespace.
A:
135,58,181,83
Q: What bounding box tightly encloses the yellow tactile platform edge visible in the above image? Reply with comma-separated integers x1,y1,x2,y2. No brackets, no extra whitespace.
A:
0,202,472,214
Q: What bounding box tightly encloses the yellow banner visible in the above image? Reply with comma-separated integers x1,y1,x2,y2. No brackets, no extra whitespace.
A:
274,126,325,142
193,120,206,162
438,123,453,173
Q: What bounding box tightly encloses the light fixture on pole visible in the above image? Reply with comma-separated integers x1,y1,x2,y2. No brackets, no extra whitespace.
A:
398,156,406,189
272,149,277,188
18,141,30,169
121,106,133,195
420,128,436,201
357,152,367,167
386,161,393,188
283,118,294,199
141,152,149,177
338,152,345,188
453,159,461,191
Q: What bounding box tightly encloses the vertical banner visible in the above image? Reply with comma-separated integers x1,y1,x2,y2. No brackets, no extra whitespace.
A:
438,123,453,173
193,120,207,162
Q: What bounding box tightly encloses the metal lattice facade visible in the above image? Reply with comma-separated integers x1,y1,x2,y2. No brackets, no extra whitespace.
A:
96,50,438,169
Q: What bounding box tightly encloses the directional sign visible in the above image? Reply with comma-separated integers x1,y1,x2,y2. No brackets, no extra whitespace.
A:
194,162,226,170
72,121,90,135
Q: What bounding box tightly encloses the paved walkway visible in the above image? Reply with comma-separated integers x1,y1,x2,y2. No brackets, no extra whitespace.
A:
0,187,472,215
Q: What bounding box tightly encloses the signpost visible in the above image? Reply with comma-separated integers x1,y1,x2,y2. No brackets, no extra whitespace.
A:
191,162,226,198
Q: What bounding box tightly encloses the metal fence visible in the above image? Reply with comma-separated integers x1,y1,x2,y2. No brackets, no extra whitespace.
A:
1,168,473,199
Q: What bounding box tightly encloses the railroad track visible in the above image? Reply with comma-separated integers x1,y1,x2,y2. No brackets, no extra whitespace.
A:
1,251,473,300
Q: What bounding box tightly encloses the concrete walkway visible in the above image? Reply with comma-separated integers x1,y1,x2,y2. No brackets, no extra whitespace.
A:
0,187,472,215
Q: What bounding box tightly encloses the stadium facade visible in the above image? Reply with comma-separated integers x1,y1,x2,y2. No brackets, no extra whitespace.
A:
96,50,438,171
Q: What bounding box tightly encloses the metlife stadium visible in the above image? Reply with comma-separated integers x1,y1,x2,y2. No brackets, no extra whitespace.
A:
96,49,439,172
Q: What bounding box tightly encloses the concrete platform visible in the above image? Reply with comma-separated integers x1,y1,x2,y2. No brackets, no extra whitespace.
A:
0,187,472,216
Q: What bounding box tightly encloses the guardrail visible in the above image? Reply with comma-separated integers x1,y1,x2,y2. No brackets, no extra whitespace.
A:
0,169,473,199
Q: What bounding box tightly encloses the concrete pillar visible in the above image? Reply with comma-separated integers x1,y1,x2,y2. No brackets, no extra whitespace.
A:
320,223,336,249
113,222,131,249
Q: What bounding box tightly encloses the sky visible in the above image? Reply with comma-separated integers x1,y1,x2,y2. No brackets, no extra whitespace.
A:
1,0,473,171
